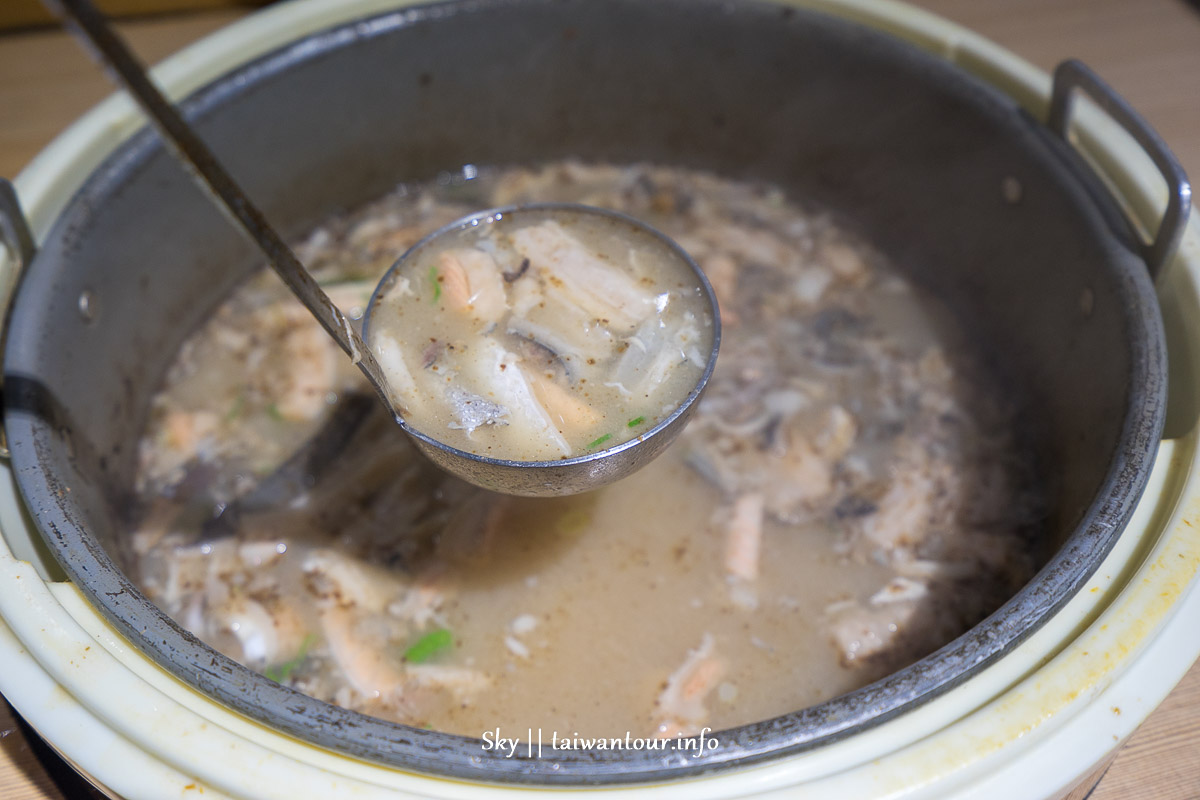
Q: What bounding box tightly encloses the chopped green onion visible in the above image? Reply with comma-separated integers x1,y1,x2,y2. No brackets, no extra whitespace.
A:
627,416,645,428
265,402,285,421
265,634,315,684
404,628,453,663
587,433,613,449
428,265,441,304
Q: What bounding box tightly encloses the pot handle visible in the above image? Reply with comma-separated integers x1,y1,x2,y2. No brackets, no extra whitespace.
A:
1047,59,1191,281
0,179,37,459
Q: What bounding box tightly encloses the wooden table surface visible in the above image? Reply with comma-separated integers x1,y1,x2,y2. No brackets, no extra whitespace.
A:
1,2,1198,797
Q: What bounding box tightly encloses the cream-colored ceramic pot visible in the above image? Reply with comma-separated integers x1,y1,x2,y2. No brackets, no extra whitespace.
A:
0,1,1198,797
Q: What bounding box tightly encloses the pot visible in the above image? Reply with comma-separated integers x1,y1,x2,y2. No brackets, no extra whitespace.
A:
0,0,1195,796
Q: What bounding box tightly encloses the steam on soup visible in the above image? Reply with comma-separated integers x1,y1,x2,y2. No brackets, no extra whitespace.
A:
367,207,715,461
131,162,1041,739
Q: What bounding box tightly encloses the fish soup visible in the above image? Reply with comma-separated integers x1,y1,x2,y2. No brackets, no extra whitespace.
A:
131,162,1041,738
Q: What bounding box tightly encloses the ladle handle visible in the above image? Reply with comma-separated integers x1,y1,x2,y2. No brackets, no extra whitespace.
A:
1048,59,1192,281
43,0,401,418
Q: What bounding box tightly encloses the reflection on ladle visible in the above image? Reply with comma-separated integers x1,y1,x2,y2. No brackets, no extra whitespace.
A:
47,0,719,496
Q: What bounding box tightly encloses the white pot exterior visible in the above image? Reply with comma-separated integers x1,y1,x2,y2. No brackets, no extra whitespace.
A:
1,1,1199,798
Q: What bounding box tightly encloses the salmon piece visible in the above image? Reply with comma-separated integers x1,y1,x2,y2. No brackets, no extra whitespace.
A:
436,248,509,324
653,633,724,737
521,367,599,433
437,251,472,307
454,336,572,457
724,493,765,582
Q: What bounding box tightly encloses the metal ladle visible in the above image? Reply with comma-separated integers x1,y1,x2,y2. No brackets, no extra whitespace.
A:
48,0,719,496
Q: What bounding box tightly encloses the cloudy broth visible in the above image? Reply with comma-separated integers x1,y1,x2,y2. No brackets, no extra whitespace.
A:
130,162,1040,738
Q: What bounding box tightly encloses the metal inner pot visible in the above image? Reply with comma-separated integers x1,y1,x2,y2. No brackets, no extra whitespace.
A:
2,0,1166,784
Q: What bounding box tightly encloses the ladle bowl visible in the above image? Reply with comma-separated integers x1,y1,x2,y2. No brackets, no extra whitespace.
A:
363,202,721,496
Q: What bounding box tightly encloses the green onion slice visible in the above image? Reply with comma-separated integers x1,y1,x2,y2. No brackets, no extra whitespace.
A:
404,628,454,663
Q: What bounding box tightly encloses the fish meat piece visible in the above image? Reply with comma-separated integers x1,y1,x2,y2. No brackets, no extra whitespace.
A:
372,331,421,414
653,633,724,737
858,460,935,554
509,220,655,331
724,493,765,582
319,607,407,699
221,596,308,666
406,664,491,693
507,298,618,365
276,314,340,422
302,549,404,613
520,366,599,433
612,313,704,399
826,599,920,669
455,336,571,457
435,247,509,325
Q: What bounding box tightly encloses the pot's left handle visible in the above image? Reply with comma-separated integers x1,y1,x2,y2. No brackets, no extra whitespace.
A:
1048,59,1191,280
0,179,37,459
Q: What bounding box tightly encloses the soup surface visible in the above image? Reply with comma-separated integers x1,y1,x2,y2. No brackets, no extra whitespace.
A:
367,206,715,460
132,162,1041,739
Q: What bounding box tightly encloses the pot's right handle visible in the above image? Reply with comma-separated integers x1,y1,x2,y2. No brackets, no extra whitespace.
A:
0,179,37,459
1048,59,1191,281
